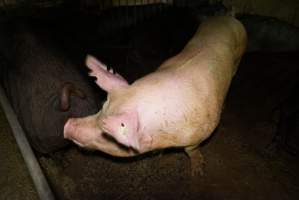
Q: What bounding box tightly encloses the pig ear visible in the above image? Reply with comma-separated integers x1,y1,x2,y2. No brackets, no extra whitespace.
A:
101,111,140,150
85,55,129,92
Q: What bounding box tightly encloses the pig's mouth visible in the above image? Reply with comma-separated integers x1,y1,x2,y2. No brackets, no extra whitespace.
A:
71,139,84,147
63,131,85,147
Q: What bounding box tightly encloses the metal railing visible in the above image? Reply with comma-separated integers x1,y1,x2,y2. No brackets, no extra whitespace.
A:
0,86,55,200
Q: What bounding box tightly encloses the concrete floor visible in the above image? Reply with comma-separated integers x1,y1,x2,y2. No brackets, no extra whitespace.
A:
0,106,38,200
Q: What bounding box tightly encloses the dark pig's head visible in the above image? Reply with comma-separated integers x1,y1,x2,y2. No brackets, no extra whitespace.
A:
32,79,100,154
64,55,142,156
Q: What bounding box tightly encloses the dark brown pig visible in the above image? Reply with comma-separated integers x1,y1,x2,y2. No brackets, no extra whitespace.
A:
0,22,100,154
64,16,247,175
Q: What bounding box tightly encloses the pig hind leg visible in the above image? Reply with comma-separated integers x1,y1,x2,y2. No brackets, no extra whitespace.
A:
185,145,205,177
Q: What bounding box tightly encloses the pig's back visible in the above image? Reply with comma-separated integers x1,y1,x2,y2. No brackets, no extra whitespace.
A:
134,68,219,148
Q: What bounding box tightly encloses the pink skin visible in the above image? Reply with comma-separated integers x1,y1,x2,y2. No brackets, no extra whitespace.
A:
64,16,247,174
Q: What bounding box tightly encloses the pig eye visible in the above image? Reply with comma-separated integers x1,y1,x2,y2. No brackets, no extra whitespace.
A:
121,123,125,127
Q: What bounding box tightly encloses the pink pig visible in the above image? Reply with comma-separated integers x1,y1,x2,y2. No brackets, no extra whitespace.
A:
64,16,247,175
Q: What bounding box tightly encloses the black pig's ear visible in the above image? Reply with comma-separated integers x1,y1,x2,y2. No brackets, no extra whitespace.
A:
85,55,129,92
59,82,86,112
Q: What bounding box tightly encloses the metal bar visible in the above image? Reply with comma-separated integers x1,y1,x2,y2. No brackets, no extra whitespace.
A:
0,86,55,200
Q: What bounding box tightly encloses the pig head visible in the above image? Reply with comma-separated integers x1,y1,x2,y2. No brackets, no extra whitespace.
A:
64,16,247,173
64,55,143,156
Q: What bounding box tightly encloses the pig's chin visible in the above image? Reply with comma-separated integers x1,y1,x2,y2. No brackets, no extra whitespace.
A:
71,139,85,147
69,137,101,150
65,136,88,148
70,133,105,149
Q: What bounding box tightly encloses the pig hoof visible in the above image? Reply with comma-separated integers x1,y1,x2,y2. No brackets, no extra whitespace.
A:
185,146,205,176
190,153,205,177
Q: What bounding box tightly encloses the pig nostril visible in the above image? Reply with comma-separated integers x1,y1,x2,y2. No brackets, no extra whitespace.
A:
121,123,125,127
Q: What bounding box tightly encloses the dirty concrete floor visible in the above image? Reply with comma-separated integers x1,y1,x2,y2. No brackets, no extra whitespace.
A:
0,106,38,200
1,52,298,200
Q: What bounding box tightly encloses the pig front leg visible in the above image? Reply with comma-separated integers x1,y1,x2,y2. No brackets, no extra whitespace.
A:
185,145,205,176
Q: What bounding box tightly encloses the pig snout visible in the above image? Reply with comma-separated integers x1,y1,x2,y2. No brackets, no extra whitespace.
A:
63,118,94,147
64,118,74,139
64,118,83,146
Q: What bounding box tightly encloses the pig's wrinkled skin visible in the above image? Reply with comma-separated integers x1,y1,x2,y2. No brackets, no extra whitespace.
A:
64,16,247,174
